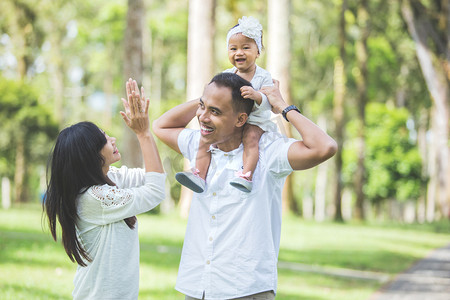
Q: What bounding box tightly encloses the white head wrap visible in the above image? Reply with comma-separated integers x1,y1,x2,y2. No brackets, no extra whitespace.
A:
226,16,263,53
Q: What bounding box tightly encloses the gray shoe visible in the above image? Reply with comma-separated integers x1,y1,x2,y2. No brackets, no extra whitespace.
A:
175,171,206,193
230,177,253,193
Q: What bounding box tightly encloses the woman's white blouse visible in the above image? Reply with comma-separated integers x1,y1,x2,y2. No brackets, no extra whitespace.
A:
72,166,166,300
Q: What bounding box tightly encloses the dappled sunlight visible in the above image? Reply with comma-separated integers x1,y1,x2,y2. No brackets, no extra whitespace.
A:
279,217,449,274
1,206,449,299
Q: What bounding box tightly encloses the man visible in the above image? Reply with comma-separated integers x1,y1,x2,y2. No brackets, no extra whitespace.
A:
153,72,337,299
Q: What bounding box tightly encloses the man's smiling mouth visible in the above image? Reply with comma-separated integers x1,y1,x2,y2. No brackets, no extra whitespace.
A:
201,125,214,135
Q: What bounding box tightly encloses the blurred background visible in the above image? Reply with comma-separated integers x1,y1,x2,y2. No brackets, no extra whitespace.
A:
0,0,449,223
1,1,450,299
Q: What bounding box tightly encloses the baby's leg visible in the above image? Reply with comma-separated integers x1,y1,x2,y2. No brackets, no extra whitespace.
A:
175,139,211,193
195,139,211,180
242,124,264,180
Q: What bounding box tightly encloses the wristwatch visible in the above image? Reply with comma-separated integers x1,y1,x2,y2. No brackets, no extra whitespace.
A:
282,105,301,122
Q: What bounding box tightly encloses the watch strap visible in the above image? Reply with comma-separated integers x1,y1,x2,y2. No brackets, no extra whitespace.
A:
282,105,301,122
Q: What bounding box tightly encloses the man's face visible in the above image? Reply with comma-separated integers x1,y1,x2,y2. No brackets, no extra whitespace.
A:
196,83,245,149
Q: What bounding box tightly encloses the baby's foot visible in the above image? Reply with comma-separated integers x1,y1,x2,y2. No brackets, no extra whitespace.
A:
175,168,206,193
230,171,252,193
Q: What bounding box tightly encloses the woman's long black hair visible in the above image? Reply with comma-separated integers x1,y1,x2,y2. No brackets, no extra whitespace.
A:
44,122,136,266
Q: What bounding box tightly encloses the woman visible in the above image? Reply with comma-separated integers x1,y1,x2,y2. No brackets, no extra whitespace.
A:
44,79,165,299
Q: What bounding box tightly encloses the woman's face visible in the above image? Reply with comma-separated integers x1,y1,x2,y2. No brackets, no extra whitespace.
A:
100,131,121,174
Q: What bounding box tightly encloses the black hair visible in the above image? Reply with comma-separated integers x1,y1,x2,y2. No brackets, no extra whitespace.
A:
209,72,254,116
44,121,135,266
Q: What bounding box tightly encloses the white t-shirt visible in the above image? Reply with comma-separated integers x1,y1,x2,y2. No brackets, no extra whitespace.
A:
175,129,296,299
223,65,277,132
72,166,166,300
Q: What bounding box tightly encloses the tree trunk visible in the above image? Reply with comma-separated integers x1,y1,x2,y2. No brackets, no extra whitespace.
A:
8,1,35,203
150,37,163,118
48,34,65,126
426,119,437,221
186,0,215,101
401,0,450,220
14,137,26,203
332,0,347,222
6,1,35,202
354,0,369,220
8,0,32,79
333,58,345,222
103,70,113,129
395,64,409,107
2,177,11,209
122,0,145,168
417,108,433,221
179,0,216,218
267,0,295,214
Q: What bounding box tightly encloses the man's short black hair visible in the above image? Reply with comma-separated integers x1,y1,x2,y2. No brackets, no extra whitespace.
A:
209,72,254,116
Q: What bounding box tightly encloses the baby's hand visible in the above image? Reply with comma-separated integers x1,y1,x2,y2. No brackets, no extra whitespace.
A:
260,79,286,114
240,86,262,105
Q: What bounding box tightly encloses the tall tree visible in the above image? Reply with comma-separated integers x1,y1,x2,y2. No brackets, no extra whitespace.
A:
401,0,449,220
332,0,348,222
353,0,370,220
178,0,215,218
1,0,42,79
0,0,43,203
37,0,74,127
0,78,58,203
122,0,144,168
267,0,296,214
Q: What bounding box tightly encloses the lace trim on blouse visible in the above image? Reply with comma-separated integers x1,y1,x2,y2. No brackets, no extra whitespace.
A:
88,185,133,208
108,166,120,174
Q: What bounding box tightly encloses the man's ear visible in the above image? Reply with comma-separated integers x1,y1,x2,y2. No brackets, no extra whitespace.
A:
236,113,248,128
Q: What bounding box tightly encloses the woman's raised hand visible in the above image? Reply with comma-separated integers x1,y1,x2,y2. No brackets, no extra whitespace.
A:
120,78,150,135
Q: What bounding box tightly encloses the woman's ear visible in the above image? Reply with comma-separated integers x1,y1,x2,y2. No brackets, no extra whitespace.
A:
236,112,248,128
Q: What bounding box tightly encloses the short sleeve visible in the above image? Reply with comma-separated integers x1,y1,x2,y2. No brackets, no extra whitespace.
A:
260,72,274,87
177,128,200,162
223,67,236,74
251,66,273,90
249,66,273,117
260,132,296,178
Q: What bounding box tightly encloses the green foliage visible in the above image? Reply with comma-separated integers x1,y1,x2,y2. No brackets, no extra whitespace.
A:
0,0,438,216
74,0,127,92
365,0,431,115
147,0,188,101
367,37,399,102
344,103,423,203
0,76,58,184
2,205,449,299
290,0,339,114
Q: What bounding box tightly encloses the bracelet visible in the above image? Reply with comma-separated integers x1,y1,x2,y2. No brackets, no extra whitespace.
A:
282,105,301,122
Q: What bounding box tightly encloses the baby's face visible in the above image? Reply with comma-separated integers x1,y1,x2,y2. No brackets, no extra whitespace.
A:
228,33,260,73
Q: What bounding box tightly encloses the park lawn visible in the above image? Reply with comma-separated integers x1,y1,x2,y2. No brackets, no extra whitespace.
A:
0,204,448,300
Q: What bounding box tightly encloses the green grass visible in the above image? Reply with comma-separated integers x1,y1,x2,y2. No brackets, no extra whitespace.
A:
0,204,449,300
